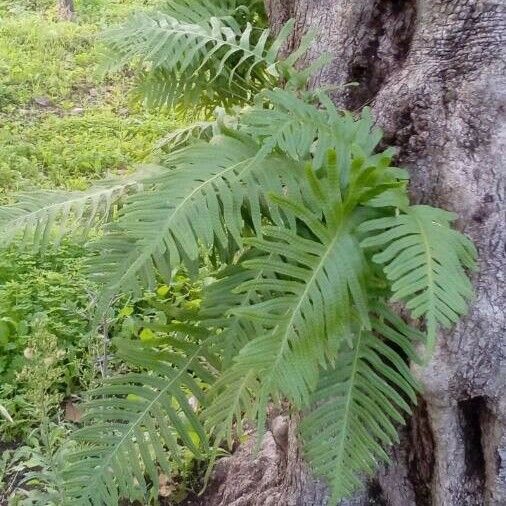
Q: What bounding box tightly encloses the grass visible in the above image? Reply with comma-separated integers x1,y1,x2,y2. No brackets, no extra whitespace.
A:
0,0,176,194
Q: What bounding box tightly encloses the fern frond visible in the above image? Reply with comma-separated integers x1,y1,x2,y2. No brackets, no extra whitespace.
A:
301,304,421,502
201,256,278,446
104,11,294,113
0,170,154,251
360,205,477,353
155,109,237,151
242,90,384,168
63,328,219,505
199,257,271,367
134,67,251,118
156,120,216,151
88,135,304,302
230,223,368,420
208,159,382,442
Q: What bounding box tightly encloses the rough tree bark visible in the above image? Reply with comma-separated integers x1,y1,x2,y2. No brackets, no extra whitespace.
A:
57,0,75,21
197,1,505,505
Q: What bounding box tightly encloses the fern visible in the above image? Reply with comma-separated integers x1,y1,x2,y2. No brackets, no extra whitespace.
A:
160,0,267,26
62,327,219,504
0,169,155,251
87,134,306,306
199,257,270,367
206,150,403,444
156,119,215,151
301,304,421,502
242,89,384,168
200,261,267,445
360,205,477,354
104,8,299,115
1,99,475,503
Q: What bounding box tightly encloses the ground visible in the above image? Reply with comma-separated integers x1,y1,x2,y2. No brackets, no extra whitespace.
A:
0,0,177,195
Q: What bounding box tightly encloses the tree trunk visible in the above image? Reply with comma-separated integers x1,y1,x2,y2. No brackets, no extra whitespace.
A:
198,1,506,504
57,0,75,21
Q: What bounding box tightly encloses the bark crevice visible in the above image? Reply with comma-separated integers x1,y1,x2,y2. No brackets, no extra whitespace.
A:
406,399,435,506
460,396,487,492
345,0,417,111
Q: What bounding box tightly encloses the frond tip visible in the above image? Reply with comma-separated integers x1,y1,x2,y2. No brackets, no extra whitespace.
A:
360,205,477,354
301,307,421,501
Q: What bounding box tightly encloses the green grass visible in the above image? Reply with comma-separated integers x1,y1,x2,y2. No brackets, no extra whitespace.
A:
0,109,175,190
0,0,175,194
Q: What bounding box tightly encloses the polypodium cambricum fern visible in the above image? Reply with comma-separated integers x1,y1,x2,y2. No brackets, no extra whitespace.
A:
103,1,307,116
87,91,391,310
0,167,157,251
360,205,476,355
301,304,422,502
0,4,477,504
0,92,476,504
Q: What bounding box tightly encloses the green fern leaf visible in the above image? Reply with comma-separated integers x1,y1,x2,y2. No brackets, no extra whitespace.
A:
359,205,477,353
199,257,271,367
88,135,304,302
156,119,216,151
242,90,384,168
104,11,293,113
160,0,263,26
0,171,153,251
301,304,421,502
202,256,278,445
210,165,376,442
62,329,219,505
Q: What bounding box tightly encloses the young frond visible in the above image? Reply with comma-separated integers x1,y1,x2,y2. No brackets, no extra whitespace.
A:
62,329,219,505
301,304,421,502
360,205,477,354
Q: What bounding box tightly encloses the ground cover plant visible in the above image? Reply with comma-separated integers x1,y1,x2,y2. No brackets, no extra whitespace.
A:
0,0,176,194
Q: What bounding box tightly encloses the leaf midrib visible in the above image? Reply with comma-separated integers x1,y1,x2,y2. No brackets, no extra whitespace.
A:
267,227,344,384
410,210,436,348
331,328,362,497
1,185,130,236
